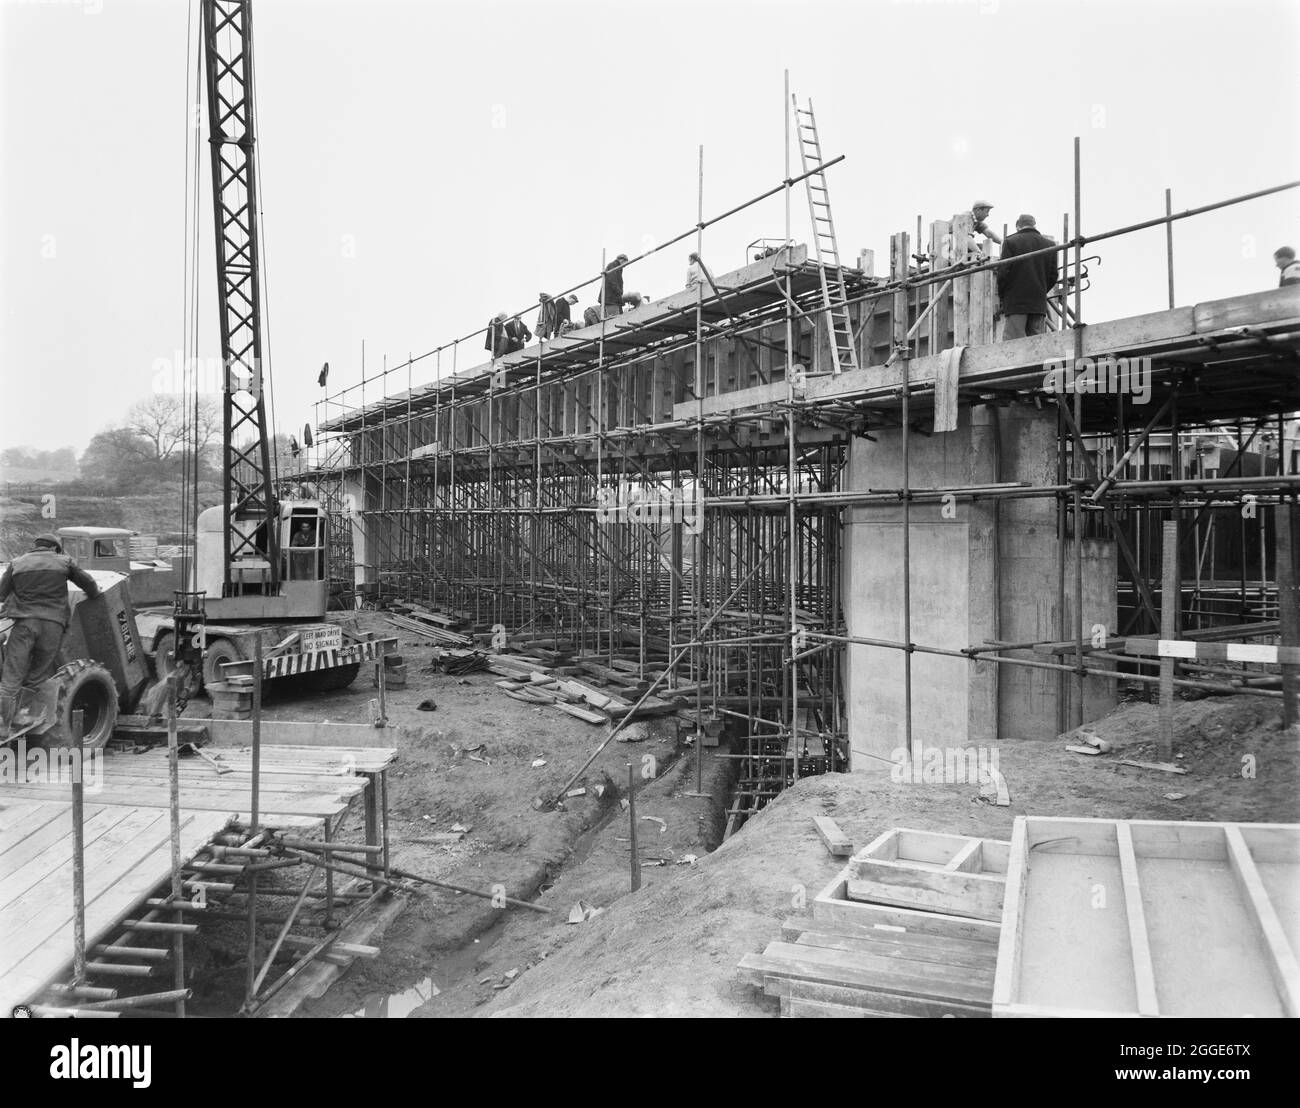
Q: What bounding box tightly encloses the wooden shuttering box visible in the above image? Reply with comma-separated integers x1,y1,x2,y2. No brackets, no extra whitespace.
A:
738,828,1008,1017
992,817,1300,1018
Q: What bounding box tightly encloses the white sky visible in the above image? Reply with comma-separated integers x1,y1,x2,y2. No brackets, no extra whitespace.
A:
2,0,1298,461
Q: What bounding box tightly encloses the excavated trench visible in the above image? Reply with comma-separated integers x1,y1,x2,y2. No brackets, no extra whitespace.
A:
171,723,740,1018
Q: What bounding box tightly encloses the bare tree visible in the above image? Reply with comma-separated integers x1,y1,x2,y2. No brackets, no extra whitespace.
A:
123,395,221,463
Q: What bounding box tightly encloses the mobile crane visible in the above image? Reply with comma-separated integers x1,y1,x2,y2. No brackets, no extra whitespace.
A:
148,0,394,694
0,0,391,748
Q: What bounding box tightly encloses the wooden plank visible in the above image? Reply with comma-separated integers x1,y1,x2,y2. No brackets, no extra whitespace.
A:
893,828,1004,867
1238,824,1300,865
740,942,991,1005
762,974,988,1019
0,783,342,818
0,805,137,907
0,800,68,854
0,799,60,837
780,995,875,1018
553,702,608,725
945,838,984,873
991,815,1028,1014
99,766,368,793
0,806,117,887
856,827,898,862
787,926,996,971
0,808,169,951
205,719,397,753
812,816,853,857
812,868,1001,944
1022,816,1120,857
1116,820,1161,1016
1224,824,1300,1017
847,868,1004,922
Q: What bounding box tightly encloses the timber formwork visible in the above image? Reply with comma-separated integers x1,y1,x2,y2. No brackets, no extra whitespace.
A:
301,143,1300,829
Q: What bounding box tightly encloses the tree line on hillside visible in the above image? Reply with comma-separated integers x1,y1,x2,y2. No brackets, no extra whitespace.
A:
0,446,78,477
63,397,307,492
3,396,311,496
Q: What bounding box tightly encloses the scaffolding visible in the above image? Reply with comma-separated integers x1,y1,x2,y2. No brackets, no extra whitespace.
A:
297,100,1300,832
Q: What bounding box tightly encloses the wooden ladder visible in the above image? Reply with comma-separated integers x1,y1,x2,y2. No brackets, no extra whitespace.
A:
792,96,859,376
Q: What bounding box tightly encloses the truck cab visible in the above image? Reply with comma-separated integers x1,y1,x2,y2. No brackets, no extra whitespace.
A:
56,527,132,574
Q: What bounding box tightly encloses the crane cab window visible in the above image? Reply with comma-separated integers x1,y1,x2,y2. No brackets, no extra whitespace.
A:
94,539,122,558
285,518,324,581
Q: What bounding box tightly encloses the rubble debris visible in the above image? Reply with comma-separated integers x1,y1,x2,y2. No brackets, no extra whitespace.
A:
1119,758,1187,775
567,901,605,924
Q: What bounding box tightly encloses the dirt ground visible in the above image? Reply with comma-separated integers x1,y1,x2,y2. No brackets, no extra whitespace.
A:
182,621,1300,1018
202,615,719,1017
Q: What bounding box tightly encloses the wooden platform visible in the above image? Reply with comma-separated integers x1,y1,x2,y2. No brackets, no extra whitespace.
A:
993,817,1300,1018
0,797,231,1014
0,744,390,829
0,739,398,1014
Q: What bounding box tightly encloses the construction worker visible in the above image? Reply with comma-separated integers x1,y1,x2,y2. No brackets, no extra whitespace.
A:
504,315,532,353
485,312,509,358
599,254,628,319
971,200,1002,248
0,534,101,738
289,520,317,580
997,214,1059,340
686,252,706,289
1276,246,1300,287
538,293,579,339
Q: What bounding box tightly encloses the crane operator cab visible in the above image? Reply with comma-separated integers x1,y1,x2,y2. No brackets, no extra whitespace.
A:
193,501,329,621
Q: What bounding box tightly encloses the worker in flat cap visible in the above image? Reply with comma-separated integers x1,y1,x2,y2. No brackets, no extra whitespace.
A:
1275,246,1300,288
0,534,101,738
971,200,1003,247
997,214,1059,340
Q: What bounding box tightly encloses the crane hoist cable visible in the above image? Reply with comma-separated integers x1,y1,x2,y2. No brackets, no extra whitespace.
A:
248,26,279,487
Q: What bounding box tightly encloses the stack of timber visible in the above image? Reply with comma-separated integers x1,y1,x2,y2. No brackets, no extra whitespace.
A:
483,650,698,726
385,603,475,647
738,829,1008,1017
993,817,1300,1018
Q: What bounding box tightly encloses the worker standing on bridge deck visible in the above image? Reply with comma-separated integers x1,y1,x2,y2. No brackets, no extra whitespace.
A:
686,252,706,289
539,292,576,340
504,314,532,353
996,214,1058,340
1276,246,1300,287
0,534,100,739
485,312,508,359
599,254,628,320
